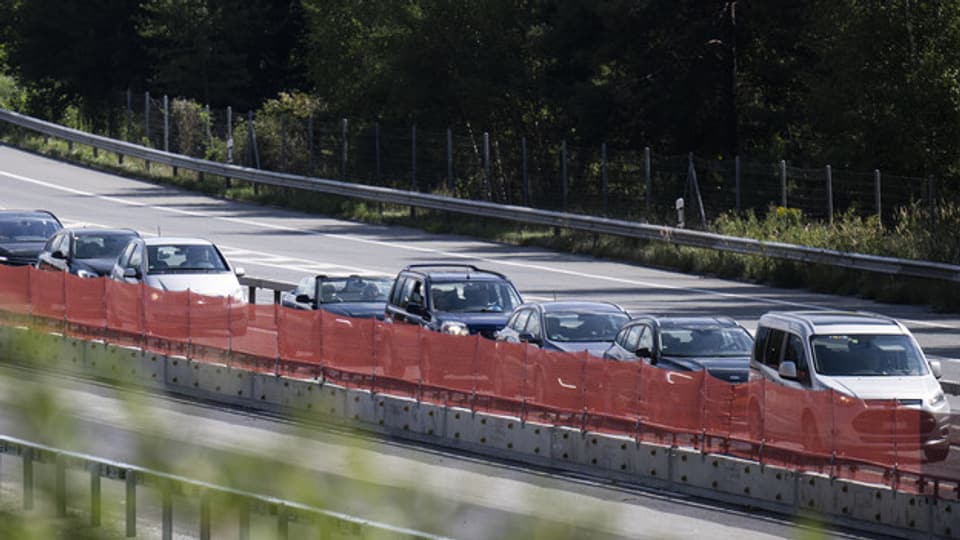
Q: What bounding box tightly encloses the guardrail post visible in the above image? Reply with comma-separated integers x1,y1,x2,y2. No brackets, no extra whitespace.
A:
55,452,66,517
162,482,173,540
874,169,882,229
277,503,289,540
826,165,833,224
238,499,250,540
780,159,787,207
126,469,136,537
644,146,651,215
199,491,211,540
447,128,454,191
91,465,101,527
561,139,568,211
734,155,741,212
601,143,608,215
22,447,33,511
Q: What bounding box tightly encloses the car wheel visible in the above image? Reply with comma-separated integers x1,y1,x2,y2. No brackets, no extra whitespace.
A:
923,445,950,463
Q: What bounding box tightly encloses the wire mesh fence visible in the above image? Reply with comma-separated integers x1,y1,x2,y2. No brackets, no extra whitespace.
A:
93,90,944,228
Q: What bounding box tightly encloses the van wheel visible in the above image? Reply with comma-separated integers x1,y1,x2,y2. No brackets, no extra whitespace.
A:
924,445,950,463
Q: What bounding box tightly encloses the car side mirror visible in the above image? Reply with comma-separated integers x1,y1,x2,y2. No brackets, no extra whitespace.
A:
295,294,311,304
406,302,425,317
518,332,542,346
52,250,67,260
635,347,652,358
123,267,141,280
929,359,943,379
778,361,798,380
234,267,246,277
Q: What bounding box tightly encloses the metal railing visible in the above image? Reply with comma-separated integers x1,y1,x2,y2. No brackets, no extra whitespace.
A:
0,434,445,540
3,108,960,283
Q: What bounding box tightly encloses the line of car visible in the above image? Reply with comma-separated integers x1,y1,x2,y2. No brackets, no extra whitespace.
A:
1,210,951,460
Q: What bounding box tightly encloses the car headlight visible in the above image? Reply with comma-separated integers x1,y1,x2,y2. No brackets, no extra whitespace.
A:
441,321,470,336
930,390,946,407
75,269,98,279
0,256,7,262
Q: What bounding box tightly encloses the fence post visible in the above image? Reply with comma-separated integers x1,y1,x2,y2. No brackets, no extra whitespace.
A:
522,136,530,206
644,146,652,215
205,104,212,143
778,159,786,207
826,165,833,225
601,143,609,215
280,112,287,171
163,94,169,153
55,453,66,517
446,128,454,191
144,91,151,146
561,139,568,211
411,124,417,191
483,132,491,199
341,118,349,181
248,111,260,196
125,88,132,143
307,115,314,171
874,169,882,229
162,482,173,540
224,106,233,187
374,122,381,182
734,155,741,212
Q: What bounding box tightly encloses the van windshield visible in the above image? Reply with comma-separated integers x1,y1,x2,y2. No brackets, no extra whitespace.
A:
811,334,928,376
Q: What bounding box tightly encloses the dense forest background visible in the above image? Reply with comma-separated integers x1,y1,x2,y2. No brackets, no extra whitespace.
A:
0,0,959,181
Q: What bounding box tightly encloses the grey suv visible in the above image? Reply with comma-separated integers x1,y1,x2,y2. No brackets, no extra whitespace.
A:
384,264,523,338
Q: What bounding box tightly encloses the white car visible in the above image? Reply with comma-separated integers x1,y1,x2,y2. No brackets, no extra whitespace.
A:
109,237,247,334
749,311,950,462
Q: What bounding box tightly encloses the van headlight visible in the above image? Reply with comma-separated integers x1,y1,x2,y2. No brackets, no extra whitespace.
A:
441,321,470,336
930,390,946,407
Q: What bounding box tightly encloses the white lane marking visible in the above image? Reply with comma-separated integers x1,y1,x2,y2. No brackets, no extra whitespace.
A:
3,169,958,330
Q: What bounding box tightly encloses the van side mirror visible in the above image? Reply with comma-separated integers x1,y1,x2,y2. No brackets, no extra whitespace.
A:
778,361,798,380
929,359,943,379
518,332,542,346
52,250,67,260
234,267,246,277
295,294,311,304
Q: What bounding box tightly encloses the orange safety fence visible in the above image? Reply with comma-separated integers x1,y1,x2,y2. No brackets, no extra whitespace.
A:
0,265,957,493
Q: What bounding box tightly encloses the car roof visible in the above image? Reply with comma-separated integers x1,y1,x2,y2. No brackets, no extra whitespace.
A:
142,237,216,246
759,310,905,335
629,315,741,329
524,301,626,314
67,227,140,237
401,264,510,282
0,209,61,222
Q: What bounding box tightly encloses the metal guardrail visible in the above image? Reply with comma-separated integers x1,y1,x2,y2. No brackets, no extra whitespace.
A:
3,108,960,283
0,434,445,540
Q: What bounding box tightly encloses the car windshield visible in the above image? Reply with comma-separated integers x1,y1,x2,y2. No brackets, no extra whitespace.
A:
811,334,928,376
318,277,393,304
431,281,522,313
660,327,754,357
74,233,136,259
0,217,60,242
544,311,629,342
146,244,228,274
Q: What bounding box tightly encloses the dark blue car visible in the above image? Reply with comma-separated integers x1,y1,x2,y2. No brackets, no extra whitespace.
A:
602,316,754,383
384,264,523,338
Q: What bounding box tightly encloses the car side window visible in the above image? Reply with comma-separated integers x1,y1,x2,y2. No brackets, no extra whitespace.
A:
614,327,629,348
637,326,653,351
753,326,769,362
116,242,135,267
784,333,811,384
128,244,143,269
762,329,785,369
509,309,530,332
389,277,408,306
524,311,542,336
624,326,641,351
296,276,314,296
407,280,424,305
43,233,59,251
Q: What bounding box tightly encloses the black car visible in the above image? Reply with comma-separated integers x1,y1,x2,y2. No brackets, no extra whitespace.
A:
36,227,141,278
496,301,630,356
602,316,754,383
280,275,394,320
0,210,63,266
384,264,523,338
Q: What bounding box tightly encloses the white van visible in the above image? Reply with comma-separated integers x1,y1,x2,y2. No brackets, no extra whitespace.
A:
750,311,950,462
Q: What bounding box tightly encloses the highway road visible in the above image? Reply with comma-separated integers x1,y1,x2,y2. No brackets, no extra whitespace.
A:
0,143,956,537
